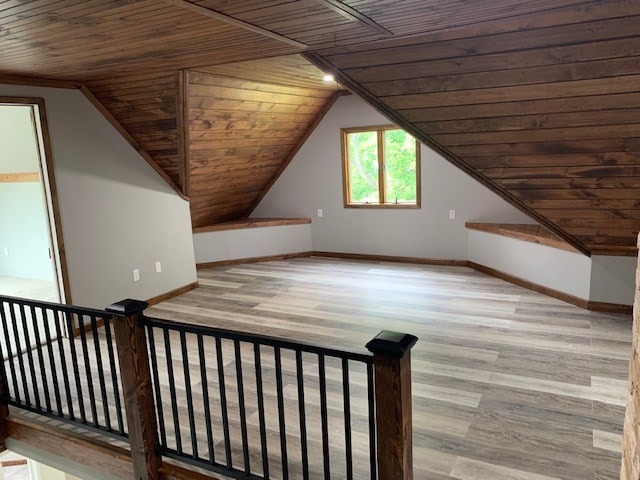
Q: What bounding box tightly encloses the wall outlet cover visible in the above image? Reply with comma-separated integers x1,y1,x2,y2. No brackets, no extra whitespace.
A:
317,209,323,217
449,210,456,220
133,269,140,282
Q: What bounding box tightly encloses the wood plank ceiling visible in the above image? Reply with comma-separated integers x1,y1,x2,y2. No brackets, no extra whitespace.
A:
0,0,639,254
184,56,338,227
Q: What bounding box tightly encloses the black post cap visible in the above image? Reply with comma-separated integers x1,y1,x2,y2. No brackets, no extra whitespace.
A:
366,330,418,358
105,299,149,316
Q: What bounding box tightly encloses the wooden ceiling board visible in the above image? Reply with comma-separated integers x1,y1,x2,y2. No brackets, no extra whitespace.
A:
0,0,300,80
190,55,337,90
306,0,640,254
184,57,337,227
191,0,386,47
342,0,596,36
85,70,184,188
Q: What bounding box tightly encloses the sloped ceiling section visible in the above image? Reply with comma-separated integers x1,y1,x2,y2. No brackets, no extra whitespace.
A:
307,0,640,256
185,55,338,228
0,0,299,80
86,71,184,189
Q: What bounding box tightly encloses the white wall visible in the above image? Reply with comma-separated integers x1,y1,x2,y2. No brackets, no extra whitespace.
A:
193,224,312,264
467,229,592,300
252,95,534,260
590,255,637,305
0,106,53,280
0,84,197,309
468,229,637,305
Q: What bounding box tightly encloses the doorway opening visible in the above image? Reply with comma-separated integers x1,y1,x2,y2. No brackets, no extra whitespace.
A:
0,98,69,305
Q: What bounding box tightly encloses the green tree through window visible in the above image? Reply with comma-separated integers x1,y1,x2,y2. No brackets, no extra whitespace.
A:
342,126,420,207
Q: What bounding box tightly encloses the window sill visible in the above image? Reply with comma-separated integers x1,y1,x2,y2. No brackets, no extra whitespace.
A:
344,204,420,209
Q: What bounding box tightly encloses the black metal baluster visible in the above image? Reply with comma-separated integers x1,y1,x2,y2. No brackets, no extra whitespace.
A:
30,305,51,412
180,331,198,459
90,316,111,430
65,311,86,423
367,362,377,480
197,334,215,465
295,350,309,480
163,327,182,454
254,344,269,479
103,318,125,435
319,355,330,479
9,303,29,404
41,308,62,414
215,337,232,469
274,347,288,480
78,314,98,426
0,301,20,402
147,326,166,445
55,310,75,420
342,358,353,480
234,340,250,474
19,303,40,409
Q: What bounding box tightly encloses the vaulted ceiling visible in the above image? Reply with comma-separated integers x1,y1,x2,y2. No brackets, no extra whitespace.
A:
1,0,639,255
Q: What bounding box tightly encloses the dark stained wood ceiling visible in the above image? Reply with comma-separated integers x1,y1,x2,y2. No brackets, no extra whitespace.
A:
86,71,183,189
0,0,299,80
185,56,338,227
1,0,639,255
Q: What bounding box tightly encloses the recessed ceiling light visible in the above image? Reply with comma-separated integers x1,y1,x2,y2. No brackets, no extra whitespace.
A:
322,74,334,83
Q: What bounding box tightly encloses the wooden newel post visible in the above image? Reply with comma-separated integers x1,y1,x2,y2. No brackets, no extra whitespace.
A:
106,299,161,480
366,330,418,480
0,341,9,452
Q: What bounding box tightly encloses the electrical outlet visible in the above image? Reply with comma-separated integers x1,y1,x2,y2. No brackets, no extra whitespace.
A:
155,261,162,273
449,210,456,220
133,269,140,282
317,209,323,218
3,247,7,256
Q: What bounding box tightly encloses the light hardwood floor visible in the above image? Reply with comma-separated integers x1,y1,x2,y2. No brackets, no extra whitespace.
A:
144,256,630,480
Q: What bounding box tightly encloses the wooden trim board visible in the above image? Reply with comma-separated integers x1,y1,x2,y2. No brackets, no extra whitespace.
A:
177,70,190,197
465,222,580,253
0,75,80,90
147,281,199,306
195,251,632,313
72,318,106,338
196,252,313,269
0,172,39,183
313,251,467,266
316,0,393,36
467,261,632,314
71,282,198,336
193,217,311,233
162,0,306,49
590,246,639,257
6,416,223,480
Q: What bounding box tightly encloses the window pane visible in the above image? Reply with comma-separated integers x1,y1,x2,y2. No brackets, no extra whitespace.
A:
383,129,417,204
347,131,379,203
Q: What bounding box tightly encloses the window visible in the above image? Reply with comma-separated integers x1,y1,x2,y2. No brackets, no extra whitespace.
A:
341,125,420,208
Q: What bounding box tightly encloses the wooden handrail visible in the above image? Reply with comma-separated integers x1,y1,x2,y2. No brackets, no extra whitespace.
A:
0,295,418,479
